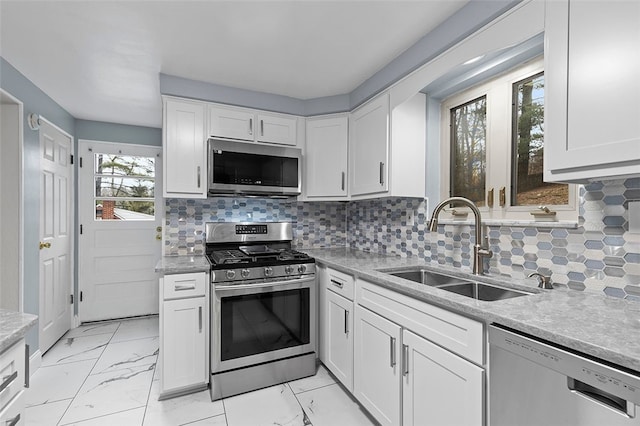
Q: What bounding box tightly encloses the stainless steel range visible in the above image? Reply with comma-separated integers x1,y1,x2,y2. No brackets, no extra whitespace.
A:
205,222,316,401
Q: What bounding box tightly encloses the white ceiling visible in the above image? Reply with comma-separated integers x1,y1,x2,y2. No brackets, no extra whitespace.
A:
0,1,468,128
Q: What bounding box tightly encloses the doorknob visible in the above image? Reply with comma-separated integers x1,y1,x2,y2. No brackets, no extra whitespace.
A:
39,242,51,250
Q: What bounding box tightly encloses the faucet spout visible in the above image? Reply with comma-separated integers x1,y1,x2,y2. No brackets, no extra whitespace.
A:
428,197,492,275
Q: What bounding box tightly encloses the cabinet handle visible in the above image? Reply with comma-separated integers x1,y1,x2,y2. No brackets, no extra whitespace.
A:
341,172,345,191
260,119,264,136
197,166,201,188
174,283,196,291
249,118,253,135
25,344,29,388
0,371,17,394
199,306,203,332
487,188,494,208
330,279,343,289
390,337,396,367
379,162,385,186
6,413,20,426
344,310,349,335
402,344,409,376
499,186,506,207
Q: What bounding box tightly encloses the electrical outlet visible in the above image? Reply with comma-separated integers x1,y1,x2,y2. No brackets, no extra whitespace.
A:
406,209,414,224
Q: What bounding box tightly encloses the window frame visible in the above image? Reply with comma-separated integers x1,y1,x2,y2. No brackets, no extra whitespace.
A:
439,56,578,223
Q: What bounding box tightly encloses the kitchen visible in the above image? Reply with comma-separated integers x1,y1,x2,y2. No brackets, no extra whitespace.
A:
1,0,639,425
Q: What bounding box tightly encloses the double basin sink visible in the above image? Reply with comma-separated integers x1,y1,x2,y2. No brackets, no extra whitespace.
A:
382,268,533,302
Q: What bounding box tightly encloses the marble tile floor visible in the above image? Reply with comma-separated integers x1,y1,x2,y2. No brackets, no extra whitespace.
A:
25,316,376,426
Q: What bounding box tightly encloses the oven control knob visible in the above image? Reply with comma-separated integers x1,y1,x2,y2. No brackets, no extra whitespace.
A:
298,264,307,274
226,270,236,280
284,265,294,275
264,267,273,277
241,269,250,279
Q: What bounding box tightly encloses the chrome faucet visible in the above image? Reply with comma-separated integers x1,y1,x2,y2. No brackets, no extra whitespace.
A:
428,197,492,275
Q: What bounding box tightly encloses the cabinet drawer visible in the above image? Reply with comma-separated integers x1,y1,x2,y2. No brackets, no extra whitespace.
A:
356,279,483,365
163,273,207,300
0,340,25,410
0,388,24,426
326,268,354,301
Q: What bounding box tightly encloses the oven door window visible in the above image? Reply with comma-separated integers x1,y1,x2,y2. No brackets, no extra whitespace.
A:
212,150,299,188
220,288,310,361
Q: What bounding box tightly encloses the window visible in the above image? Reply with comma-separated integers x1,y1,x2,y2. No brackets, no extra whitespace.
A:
93,153,156,220
440,57,576,222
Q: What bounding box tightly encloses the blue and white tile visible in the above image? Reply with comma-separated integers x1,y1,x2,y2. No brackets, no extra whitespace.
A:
224,384,308,426
60,407,145,425
26,359,96,407
58,363,155,424
143,380,224,426
186,414,228,425
41,334,111,367
90,336,158,375
295,383,375,426
24,399,71,426
64,322,120,339
111,317,159,343
287,364,336,394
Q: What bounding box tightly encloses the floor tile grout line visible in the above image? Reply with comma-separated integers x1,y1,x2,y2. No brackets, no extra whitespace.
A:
221,395,230,426
57,406,147,426
291,381,339,396
287,382,314,426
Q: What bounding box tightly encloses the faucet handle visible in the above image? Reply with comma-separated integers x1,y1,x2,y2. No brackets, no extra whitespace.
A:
528,272,553,289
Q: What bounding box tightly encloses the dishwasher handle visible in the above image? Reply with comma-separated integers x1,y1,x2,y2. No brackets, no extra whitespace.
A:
568,377,636,418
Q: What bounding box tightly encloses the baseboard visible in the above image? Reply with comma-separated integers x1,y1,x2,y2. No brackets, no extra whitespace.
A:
29,349,42,378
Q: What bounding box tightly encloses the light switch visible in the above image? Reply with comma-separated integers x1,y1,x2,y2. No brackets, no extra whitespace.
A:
629,201,640,234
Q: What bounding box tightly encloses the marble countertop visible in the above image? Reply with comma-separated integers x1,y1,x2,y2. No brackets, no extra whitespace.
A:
303,248,640,373
155,255,211,275
0,310,38,353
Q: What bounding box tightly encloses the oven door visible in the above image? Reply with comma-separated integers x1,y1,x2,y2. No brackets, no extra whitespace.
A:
211,276,316,373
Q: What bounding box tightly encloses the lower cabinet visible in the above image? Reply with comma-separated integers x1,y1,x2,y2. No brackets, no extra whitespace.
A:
325,289,354,392
159,272,209,399
0,339,26,426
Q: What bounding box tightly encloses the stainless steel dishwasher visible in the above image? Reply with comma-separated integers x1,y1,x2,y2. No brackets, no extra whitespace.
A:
489,324,640,426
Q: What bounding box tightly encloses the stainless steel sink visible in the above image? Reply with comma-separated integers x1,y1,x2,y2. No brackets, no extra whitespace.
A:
383,268,532,301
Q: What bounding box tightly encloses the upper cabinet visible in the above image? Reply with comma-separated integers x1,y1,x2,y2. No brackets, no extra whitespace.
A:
304,115,349,200
349,91,426,199
163,97,207,199
544,0,640,183
208,104,298,146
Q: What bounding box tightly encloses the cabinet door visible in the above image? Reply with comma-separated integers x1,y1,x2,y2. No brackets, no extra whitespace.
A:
257,114,297,146
163,99,206,198
349,93,389,196
161,296,207,392
402,330,483,426
325,289,353,391
305,116,348,198
354,305,402,426
209,106,255,142
545,0,640,182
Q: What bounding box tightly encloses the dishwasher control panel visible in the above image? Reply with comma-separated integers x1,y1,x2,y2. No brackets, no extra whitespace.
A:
489,324,640,406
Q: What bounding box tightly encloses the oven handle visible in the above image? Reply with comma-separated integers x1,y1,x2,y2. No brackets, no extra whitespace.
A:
214,276,315,294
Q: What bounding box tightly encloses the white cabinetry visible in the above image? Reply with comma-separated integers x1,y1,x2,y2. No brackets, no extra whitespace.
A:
208,105,298,146
159,272,209,399
322,267,355,392
349,92,426,199
0,339,26,426
544,0,640,183
163,97,207,198
304,115,348,199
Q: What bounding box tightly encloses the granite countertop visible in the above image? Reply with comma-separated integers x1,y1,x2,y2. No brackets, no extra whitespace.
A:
0,310,38,353
155,255,211,274
303,248,640,373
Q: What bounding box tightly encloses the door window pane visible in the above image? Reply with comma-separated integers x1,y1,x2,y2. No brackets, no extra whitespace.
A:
512,73,568,206
451,96,486,207
93,153,155,220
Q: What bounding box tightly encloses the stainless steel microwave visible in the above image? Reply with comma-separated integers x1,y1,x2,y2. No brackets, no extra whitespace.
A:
207,139,302,197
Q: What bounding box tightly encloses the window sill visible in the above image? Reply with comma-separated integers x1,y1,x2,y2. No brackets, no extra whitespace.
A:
436,218,579,229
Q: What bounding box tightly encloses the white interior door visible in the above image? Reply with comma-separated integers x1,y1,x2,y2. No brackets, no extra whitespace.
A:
78,140,162,322
39,119,73,353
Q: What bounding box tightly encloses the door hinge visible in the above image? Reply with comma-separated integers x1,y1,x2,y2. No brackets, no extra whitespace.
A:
70,154,74,165
79,157,83,168
70,294,74,304
80,291,83,302
80,224,83,234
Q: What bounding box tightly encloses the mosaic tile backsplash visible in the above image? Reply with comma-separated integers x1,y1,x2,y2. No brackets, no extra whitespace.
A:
165,178,639,299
